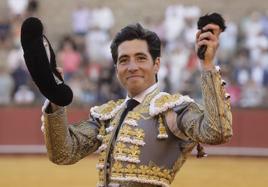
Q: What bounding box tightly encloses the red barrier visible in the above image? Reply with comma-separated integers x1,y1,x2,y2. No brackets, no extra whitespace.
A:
0,106,89,145
0,107,268,148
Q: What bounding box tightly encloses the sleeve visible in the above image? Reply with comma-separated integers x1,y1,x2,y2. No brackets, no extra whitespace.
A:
42,103,102,165
173,67,233,145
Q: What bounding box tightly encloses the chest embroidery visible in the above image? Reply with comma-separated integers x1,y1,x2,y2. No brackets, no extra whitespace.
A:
113,110,145,164
96,110,145,170
95,91,194,187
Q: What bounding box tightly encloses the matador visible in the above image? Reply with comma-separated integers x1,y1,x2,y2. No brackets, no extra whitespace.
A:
40,22,232,187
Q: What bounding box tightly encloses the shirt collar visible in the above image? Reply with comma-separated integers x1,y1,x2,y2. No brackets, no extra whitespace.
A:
125,83,158,103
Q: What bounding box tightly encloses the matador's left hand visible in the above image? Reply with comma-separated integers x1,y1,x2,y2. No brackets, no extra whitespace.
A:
196,24,222,70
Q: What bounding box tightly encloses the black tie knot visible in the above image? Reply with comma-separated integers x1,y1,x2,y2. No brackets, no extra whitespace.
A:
118,99,139,126
126,99,139,111
116,99,140,136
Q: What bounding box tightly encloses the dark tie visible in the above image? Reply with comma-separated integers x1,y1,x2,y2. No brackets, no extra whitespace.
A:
116,99,139,136
119,99,139,125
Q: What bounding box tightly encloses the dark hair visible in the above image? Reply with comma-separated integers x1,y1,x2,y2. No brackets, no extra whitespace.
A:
110,23,161,64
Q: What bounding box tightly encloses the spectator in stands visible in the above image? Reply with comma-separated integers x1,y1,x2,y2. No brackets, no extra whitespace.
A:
251,61,265,86
233,49,251,86
218,16,238,63
10,15,24,47
1,2,268,107
0,17,11,48
26,0,39,17
168,43,190,93
85,26,111,62
0,63,14,105
57,36,82,81
92,5,114,32
164,4,185,45
240,79,265,107
6,44,29,95
261,10,268,37
7,0,28,17
182,6,200,45
71,2,91,36
14,85,35,104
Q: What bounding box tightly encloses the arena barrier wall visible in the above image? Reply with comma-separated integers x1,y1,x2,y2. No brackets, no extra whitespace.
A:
0,107,268,156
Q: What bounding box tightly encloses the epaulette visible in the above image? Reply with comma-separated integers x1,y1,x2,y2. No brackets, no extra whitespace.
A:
149,92,194,116
90,99,125,120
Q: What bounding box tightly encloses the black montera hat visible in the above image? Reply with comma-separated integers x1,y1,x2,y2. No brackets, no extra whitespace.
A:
197,13,226,60
21,17,73,106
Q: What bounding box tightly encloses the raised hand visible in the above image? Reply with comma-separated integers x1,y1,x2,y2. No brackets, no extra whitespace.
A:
196,23,222,70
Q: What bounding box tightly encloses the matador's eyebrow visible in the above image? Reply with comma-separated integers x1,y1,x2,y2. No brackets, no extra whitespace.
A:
118,54,129,61
135,52,147,56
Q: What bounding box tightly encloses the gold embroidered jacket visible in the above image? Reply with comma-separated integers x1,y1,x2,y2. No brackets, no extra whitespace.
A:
42,67,232,187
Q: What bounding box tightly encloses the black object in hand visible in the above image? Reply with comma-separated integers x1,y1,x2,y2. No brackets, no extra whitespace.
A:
21,17,73,106
197,13,226,60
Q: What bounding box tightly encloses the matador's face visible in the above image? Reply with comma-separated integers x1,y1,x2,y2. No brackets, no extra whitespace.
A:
115,39,160,97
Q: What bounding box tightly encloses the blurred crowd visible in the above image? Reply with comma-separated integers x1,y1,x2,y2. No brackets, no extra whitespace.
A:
1,1,268,108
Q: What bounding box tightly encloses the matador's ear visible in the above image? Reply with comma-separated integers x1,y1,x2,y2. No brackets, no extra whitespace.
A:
21,17,73,106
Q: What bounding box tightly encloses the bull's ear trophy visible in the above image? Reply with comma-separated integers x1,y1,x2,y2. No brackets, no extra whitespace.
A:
21,17,73,106
197,12,226,60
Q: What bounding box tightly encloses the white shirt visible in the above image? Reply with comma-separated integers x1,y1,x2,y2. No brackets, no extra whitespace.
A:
125,83,158,104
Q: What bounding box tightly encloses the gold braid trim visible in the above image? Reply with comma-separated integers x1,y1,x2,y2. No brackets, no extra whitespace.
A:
110,161,173,187
149,92,194,116
157,115,168,139
90,99,125,120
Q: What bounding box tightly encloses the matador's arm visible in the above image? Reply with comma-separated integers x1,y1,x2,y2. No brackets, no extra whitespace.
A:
166,23,232,145
173,67,232,145
42,102,101,165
